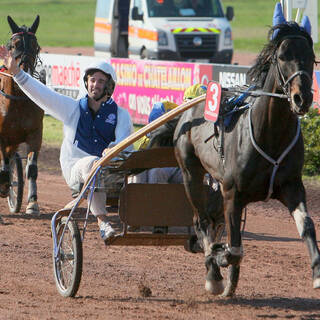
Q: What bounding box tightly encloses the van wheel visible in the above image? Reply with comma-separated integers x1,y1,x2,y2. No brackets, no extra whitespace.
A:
140,49,147,59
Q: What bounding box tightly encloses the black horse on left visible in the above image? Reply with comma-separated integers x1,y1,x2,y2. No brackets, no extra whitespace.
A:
0,16,44,215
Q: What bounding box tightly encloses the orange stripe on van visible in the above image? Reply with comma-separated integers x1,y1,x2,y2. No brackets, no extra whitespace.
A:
129,26,158,41
94,18,111,33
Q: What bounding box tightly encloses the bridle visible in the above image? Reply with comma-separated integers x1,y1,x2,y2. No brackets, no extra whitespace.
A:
0,29,41,100
273,35,313,102
8,29,40,74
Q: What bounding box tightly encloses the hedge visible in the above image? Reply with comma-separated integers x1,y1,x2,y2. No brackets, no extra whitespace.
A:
301,107,320,176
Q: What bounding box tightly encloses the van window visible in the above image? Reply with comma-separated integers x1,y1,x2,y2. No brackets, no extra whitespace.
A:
133,0,144,15
96,0,112,18
147,0,224,18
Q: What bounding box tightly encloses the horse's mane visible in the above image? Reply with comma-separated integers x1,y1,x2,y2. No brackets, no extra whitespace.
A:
247,22,315,86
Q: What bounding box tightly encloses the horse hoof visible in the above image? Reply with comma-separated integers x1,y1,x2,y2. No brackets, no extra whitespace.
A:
25,202,40,216
205,279,224,295
313,278,320,289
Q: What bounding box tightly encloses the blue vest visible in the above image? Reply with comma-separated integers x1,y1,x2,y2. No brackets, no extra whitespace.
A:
74,97,118,156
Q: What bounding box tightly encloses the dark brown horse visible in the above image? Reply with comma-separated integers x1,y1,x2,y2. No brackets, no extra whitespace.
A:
0,16,44,214
173,20,320,296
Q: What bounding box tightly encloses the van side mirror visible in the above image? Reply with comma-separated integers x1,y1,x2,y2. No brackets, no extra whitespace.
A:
132,6,143,20
226,6,234,21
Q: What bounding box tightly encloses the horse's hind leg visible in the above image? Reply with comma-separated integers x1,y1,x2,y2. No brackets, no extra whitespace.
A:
281,181,320,289
25,151,40,215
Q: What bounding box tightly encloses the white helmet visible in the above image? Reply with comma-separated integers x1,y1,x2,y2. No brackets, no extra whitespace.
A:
84,60,117,82
83,60,117,99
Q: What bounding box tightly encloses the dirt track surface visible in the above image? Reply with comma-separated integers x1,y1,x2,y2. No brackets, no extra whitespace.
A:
0,145,320,320
1,50,320,319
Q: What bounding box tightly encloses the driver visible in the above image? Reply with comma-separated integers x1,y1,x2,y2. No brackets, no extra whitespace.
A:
0,45,133,243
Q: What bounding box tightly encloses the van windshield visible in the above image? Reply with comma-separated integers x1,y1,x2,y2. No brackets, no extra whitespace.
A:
147,0,224,18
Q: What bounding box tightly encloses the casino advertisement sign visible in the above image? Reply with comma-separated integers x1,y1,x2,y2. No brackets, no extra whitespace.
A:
38,53,320,125
38,54,213,124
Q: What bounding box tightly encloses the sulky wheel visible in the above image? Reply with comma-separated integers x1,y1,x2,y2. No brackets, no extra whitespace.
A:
53,216,83,297
7,152,24,213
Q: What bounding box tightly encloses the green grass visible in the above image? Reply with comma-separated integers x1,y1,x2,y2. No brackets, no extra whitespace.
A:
0,1,318,52
223,0,320,55
43,115,63,147
0,0,95,47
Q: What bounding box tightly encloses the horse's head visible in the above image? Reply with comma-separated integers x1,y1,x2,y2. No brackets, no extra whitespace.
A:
272,22,315,115
7,15,40,75
248,3,315,116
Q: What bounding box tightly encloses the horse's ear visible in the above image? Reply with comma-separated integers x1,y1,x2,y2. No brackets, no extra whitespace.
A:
273,2,286,26
7,16,20,34
29,15,40,34
301,15,311,35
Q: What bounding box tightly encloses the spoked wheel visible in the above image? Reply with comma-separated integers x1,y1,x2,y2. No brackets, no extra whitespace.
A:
53,217,83,297
7,152,24,213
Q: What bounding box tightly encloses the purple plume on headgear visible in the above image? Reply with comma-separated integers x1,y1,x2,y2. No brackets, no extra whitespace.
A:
301,15,311,35
272,2,286,40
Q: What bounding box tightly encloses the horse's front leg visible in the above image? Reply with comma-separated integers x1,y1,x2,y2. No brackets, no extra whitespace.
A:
25,151,40,215
280,181,320,289
216,187,244,267
190,185,225,295
179,155,224,294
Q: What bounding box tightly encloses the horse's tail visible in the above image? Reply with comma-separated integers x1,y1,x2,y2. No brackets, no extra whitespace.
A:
147,114,181,149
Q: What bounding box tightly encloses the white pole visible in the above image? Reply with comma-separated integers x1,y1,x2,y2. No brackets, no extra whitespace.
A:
304,0,318,43
281,0,287,20
287,0,292,21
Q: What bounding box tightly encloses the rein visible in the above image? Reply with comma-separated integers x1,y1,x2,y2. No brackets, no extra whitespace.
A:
0,71,28,100
0,71,13,78
225,88,288,100
0,88,28,101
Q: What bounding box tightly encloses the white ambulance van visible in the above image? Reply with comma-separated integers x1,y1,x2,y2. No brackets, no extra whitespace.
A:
94,0,234,64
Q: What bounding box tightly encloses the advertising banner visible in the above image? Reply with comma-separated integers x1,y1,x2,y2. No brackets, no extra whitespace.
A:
111,58,198,124
211,64,250,88
39,54,208,124
313,71,320,111
38,53,320,124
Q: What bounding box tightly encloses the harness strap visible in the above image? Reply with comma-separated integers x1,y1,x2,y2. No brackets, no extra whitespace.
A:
248,107,301,201
283,70,312,88
0,70,13,78
0,88,28,100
